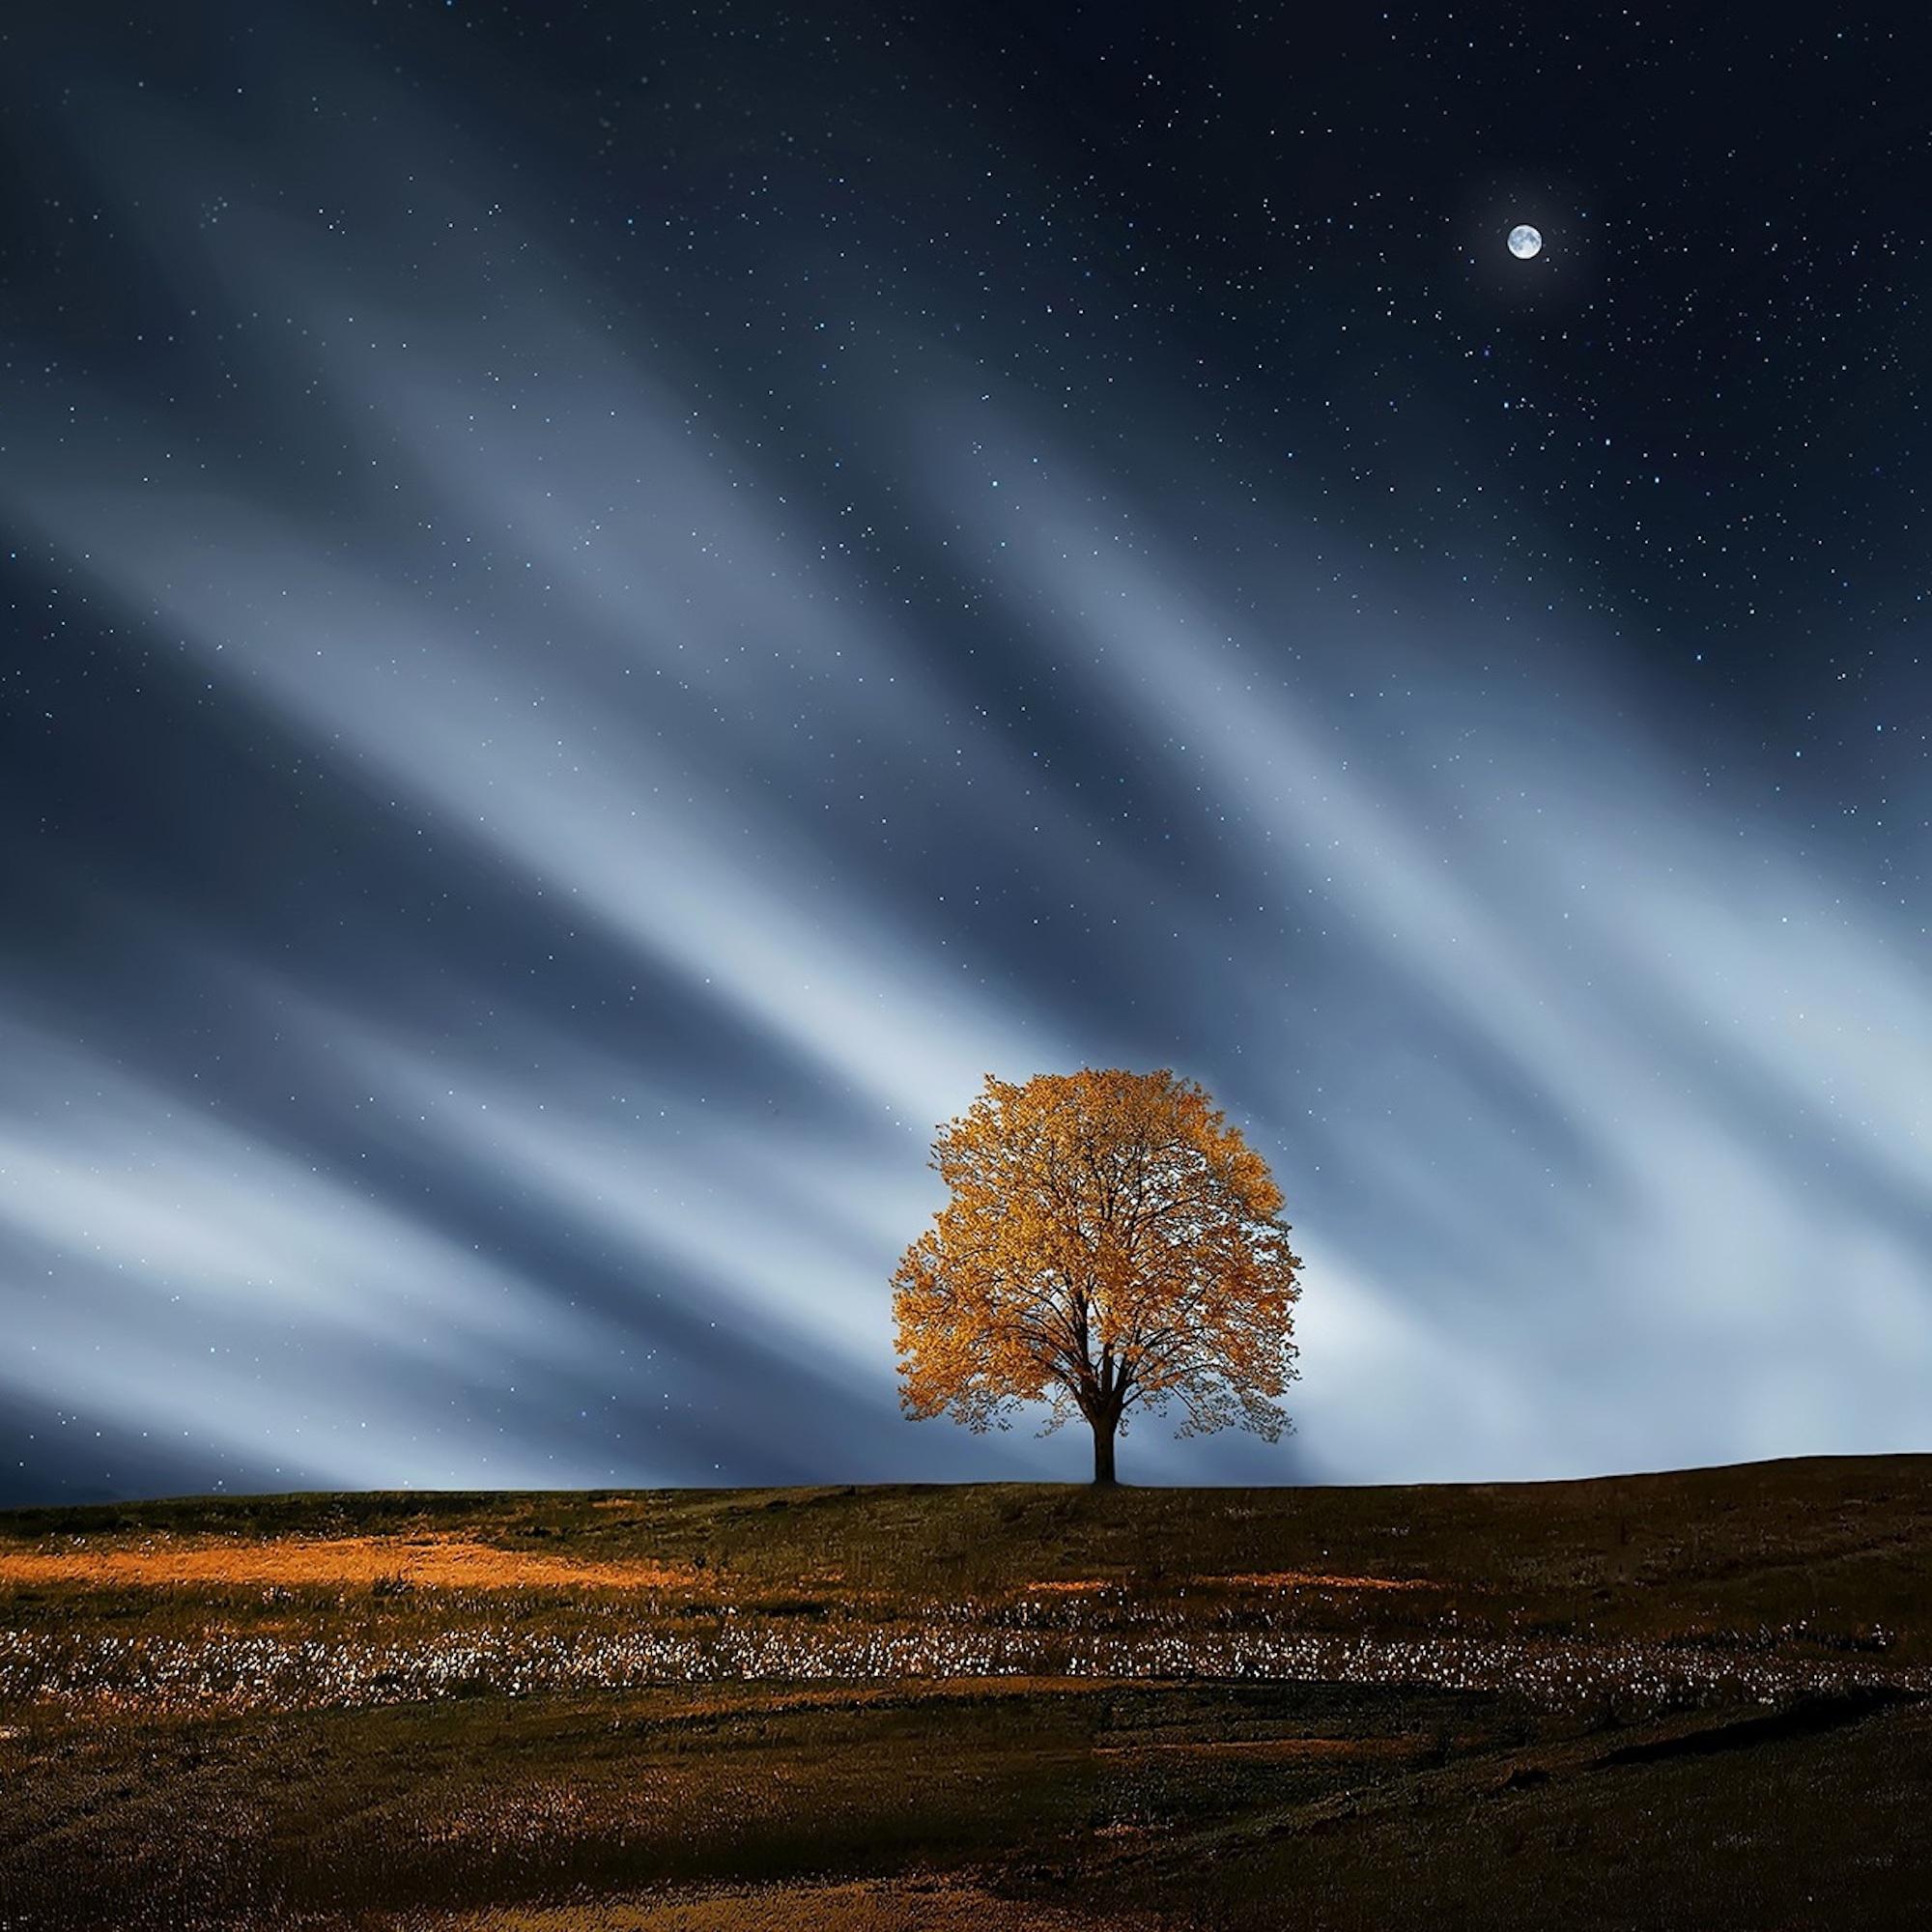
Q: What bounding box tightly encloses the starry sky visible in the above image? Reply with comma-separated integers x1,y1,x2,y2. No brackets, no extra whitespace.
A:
3,4,1929,1503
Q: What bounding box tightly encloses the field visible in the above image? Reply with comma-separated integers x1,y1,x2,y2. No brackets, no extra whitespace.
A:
3,1457,1929,1929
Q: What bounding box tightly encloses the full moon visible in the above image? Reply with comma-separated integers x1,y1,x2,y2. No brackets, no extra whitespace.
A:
1508,223,1543,260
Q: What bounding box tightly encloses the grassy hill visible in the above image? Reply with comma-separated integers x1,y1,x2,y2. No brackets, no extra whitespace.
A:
3,1457,1929,1928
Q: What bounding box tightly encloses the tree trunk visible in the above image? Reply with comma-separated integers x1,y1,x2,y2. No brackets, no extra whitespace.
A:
1091,1412,1119,1486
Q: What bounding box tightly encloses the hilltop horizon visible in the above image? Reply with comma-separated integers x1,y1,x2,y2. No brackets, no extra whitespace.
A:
10,1448,1932,1522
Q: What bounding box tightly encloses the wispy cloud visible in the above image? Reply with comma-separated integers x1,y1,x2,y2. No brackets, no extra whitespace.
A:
1,12,1924,1498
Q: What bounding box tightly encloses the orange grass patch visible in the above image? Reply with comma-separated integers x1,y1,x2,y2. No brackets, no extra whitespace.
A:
1093,1734,1423,1760
628,1676,1148,1721
414,1877,1136,1931
0,1536,700,1592
1199,1571,1441,1592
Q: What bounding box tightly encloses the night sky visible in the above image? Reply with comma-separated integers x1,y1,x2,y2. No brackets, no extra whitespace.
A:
4,5,1929,1503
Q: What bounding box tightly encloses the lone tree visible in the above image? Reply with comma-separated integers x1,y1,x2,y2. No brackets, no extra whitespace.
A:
892,1067,1303,1484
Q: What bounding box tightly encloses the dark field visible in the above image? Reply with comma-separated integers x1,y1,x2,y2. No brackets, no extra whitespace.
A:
3,1458,1930,1929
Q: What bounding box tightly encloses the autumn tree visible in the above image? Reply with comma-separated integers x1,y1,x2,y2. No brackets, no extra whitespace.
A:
892,1067,1303,1484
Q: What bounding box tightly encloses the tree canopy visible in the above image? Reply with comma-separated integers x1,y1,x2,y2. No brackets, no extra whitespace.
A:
892,1067,1303,1482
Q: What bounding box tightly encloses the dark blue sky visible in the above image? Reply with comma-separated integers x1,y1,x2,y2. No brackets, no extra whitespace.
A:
3,4,1928,1502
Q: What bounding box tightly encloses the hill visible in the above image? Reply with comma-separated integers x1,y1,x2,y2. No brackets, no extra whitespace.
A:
2,1457,1929,1928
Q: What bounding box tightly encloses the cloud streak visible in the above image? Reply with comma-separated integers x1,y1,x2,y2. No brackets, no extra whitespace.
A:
1,5,1925,1498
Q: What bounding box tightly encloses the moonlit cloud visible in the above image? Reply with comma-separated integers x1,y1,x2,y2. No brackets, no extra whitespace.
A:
1,7,1925,1500
915,420,1932,1477
0,1017,607,1487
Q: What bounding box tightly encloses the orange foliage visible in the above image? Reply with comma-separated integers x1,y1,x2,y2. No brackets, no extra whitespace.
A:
892,1068,1302,1479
